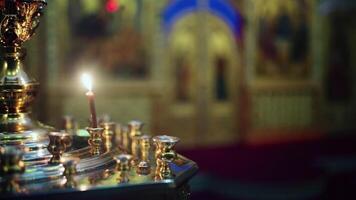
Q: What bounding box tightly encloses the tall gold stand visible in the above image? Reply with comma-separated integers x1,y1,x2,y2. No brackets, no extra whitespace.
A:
0,0,51,161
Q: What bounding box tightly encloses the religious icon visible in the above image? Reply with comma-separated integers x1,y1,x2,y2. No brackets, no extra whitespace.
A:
255,0,311,79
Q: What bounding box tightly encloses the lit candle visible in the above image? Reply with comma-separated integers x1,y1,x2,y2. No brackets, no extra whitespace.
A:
81,73,98,128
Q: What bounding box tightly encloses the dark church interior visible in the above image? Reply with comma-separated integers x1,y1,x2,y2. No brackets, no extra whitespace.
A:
1,0,356,199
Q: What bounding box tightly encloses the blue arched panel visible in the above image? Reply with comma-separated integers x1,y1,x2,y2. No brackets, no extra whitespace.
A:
162,0,243,38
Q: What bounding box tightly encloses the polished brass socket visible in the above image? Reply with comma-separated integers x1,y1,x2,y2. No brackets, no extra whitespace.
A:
128,120,143,162
86,127,104,156
136,135,151,175
121,125,129,152
153,135,179,180
100,122,116,151
47,132,71,164
114,123,122,147
114,154,133,183
114,154,133,172
128,120,143,138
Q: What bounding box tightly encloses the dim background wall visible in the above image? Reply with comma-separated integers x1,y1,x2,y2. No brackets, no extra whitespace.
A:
23,0,356,148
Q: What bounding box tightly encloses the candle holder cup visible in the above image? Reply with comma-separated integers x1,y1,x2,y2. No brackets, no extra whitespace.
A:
137,135,151,175
153,135,179,180
114,154,133,183
86,127,104,156
100,122,116,151
47,132,71,164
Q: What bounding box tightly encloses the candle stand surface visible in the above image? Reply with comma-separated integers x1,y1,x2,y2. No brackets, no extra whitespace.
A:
0,1,198,200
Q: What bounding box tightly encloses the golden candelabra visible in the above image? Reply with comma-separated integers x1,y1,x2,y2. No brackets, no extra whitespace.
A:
0,0,51,163
0,1,197,200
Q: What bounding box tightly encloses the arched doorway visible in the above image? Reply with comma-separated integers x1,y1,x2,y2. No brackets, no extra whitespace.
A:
164,12,241,147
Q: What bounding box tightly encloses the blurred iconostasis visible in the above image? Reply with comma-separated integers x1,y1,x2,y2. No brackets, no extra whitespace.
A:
24,0,356,148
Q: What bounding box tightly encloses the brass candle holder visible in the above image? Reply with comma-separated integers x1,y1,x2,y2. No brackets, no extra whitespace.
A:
114,154,133,183
47,132,71,164
86,127,104,155
128,120,144,138
153,135,180,180
137,135,151,175
129,120,143,164
100,122,116,151
121,125,130,152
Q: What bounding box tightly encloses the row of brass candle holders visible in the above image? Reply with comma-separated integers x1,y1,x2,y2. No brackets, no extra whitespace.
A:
63,120,181,183
0,119,184,193
0,1,197,198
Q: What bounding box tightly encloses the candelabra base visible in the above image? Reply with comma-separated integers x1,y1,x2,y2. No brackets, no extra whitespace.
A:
0,113,53,163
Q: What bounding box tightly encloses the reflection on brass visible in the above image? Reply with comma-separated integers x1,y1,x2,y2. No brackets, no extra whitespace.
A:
153,135,179,180
131,136,140,165
114,154,132,183
129,120,143,164
114,154,132,172
0,147,25,193
128,120,143,138
86,127,104,155
47,132,71,164
121,126,129,152
0,0,46,47
100,122,116,151
63,159,78,188
114,123,122,147
137,135,151,175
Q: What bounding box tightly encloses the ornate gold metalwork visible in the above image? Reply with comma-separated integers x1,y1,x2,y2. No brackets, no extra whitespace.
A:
0,1,198,198
153,135,179,180
87,127,104,155
0,0,46,47
0,0,50,162
114,154,132,183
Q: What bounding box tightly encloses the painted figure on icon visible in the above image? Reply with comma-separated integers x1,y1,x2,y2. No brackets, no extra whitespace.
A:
256,0,310,79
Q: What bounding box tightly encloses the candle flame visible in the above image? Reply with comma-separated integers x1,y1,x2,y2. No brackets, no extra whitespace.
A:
81,73,93,91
